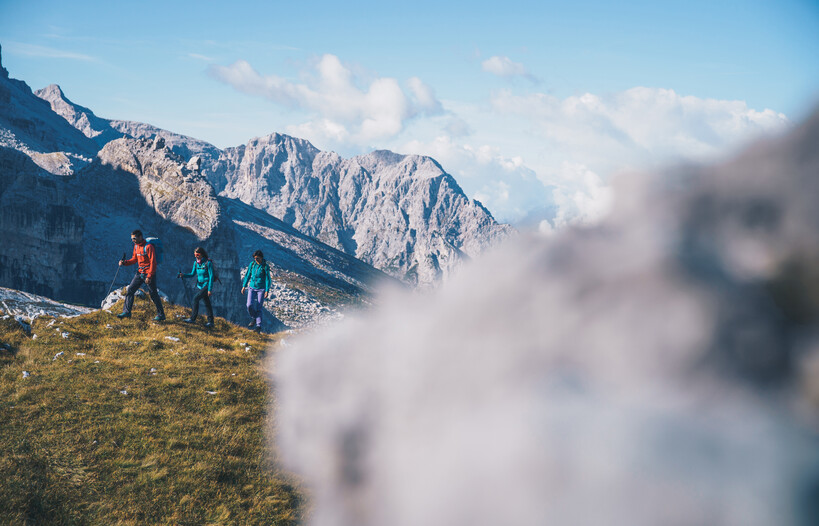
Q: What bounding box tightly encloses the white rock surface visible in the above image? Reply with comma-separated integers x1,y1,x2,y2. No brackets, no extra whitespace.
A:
0,286,94,320
210,136,513,286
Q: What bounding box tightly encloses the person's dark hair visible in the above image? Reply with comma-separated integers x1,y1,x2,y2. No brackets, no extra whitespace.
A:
195,247,209,260
131,229,143,238
253,250,264,259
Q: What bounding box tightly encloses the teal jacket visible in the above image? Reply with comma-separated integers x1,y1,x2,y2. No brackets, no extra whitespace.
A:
243,260,270,293
182,259,214,292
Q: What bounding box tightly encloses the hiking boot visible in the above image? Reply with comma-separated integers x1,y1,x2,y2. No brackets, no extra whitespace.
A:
254,325,262,333
247,320,256,329
153,314,166,322
204,321,214,329
183,317,196,324
116,312,131,319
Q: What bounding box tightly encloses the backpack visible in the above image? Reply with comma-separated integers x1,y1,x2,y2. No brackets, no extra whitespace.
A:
143,237,164,264
206,259,221,284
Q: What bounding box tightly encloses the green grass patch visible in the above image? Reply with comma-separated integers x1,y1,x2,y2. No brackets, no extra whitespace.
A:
0,297,304,525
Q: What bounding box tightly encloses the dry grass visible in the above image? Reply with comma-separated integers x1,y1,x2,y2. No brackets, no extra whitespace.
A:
0,295,304,525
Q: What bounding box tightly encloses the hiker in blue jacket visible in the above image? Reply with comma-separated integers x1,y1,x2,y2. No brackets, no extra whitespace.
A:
177,246,215,328
241,250,270,332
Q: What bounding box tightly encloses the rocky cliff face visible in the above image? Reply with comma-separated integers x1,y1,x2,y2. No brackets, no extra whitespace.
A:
35,83,222,166
209,136,514,286
2,53,392,330
34,78,513,287
34,84,124,148
0,54,95,175
0,150,89,304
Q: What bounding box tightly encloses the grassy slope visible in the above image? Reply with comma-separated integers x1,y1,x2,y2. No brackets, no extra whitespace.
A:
0,296,304,525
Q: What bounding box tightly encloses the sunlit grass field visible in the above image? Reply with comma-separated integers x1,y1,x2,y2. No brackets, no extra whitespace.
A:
0,295,305,525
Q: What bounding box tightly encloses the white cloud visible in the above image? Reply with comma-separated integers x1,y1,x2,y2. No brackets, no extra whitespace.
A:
400,135,553,224
551,162,614,228
490,87,790,172
444,116,472,137
209,55,443,145
187,53,215,62
481,56,535,81
392,87,789,228
407,77,443,114
208,55,790,230
5,42,97,62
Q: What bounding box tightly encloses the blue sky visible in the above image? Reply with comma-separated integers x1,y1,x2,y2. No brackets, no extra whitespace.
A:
1,0,818,225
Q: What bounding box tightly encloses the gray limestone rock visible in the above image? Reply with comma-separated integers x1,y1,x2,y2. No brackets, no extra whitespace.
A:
209,135,514,286
3,51,393,329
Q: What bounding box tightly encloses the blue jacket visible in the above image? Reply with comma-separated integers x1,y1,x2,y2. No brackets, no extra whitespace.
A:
182,259,213,292
243,260,270,292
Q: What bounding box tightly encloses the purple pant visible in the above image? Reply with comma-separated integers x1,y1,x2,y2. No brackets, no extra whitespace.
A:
246,288,265,327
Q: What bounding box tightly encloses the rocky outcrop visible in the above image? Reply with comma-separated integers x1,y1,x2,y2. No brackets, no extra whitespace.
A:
34,82,222,165
0,74,95,174
34,84,124,147
0,52,395,329
0,286,94,320
108,120,222,167
72,137,388,329
209,135,514,286
0,152,89,304
34,80,512,287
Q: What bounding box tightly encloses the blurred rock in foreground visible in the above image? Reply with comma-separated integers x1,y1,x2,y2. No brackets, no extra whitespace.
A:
273,108,819,526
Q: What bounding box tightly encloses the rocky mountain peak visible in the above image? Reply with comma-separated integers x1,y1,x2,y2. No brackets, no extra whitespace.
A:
211,136,513,286
0,44,9,79
35,83,122,147
17,79,513,289
36,83,65,100
97,136,221,240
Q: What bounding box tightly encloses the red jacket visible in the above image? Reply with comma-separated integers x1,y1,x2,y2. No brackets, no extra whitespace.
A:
123,242,157,278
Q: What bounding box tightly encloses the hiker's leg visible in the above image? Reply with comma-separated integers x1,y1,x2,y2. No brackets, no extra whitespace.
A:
147,276,164,316
202,291,214,322
123,274,143,313
190,287,205,319
253,289,264,327
246,288,257,318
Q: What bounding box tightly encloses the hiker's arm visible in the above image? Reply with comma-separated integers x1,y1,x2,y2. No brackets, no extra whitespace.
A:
206,261,213,294
121,249,136,266
263,264,271,298
181,263,195,278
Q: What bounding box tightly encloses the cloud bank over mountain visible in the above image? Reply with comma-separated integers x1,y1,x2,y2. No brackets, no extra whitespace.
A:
208,53,791,227
209,54,443,144
397,85,790,225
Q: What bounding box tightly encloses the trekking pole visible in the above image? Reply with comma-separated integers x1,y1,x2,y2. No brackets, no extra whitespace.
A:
101,253,127,308
178,269,193,308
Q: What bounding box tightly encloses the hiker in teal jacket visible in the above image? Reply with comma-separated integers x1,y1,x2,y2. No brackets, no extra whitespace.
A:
241,250,270,332
178,247,215,328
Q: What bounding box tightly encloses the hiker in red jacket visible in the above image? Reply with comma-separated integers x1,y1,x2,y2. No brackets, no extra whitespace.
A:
117,229,165,321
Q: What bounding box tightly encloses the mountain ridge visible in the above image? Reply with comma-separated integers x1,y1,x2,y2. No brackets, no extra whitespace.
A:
34,77,513,286
2,66,393,329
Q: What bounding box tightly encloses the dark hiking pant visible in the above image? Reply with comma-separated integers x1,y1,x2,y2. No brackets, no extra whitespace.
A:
124,272,164,316
191,287,214,322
